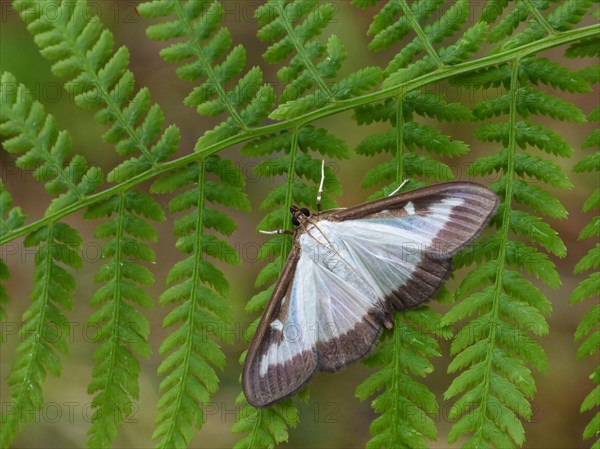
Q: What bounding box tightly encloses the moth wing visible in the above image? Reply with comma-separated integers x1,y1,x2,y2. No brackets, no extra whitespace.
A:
242,232,391,407
242,244,318,408
298,237,390,373
306,222,453,371
329,181,499,258
310,182,498,368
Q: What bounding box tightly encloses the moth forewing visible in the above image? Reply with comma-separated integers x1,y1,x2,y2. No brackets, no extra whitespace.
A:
241,243,318,408
242,182,499,408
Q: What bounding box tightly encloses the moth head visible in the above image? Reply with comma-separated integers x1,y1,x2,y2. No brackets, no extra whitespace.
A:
290,205,311,226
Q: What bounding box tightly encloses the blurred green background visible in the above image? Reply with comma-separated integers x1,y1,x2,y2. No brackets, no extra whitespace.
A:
1,1,598,448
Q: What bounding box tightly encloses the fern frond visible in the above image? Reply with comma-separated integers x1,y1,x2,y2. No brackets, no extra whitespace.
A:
0,72,103,214
0,71,92,447
136,2,260,445
83,191,163,448
13,0,181,182
356,308,450,449
570,104,600,448
443,49,581,447
139,0,275,149
1,222,81,448
494,0,595,51
149,156,250,449
256,0,382,120
373,0,488,85
347,4,491,444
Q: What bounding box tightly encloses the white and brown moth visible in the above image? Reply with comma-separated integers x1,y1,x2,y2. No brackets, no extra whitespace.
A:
243,179,498,408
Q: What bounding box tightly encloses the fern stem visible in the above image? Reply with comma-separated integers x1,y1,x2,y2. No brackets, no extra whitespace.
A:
395,95,405,184
522,0,557,36
247,410,264,449
389,314,404,446
280,126,300,267
274,2,333,97
2,24,598,246
172,2,247,131
398,0,444,67
473,59,520,445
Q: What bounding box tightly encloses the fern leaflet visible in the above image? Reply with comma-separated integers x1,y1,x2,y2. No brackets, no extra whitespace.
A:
138,1,268,446
0,180,25,331
350,2,482,445
569,41,599,447
0,71,92,448
150,156,250,448
443,52,586,449
10,1,180,447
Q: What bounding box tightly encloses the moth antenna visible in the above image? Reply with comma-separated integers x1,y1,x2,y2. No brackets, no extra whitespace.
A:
259,229,294,235
388,179,409,197
317,159,325,212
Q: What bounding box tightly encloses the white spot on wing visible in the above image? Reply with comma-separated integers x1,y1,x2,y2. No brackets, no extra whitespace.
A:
443,198,463,207
271,319,283,331
404,202,415,215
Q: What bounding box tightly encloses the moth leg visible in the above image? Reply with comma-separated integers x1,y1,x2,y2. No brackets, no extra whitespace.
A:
259,229,294,235
317,159,325,212
388,179,409,197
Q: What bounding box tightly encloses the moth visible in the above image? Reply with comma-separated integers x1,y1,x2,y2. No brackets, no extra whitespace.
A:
243,178,498,408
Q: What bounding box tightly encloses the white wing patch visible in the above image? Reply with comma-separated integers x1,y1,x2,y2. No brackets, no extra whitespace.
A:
270,319,283,331
257,197,464,377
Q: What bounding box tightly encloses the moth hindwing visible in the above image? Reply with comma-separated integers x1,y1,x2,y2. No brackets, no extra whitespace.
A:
243,182,499,408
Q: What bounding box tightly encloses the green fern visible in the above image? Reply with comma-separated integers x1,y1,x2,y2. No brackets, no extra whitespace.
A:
0,71,92,447
440,13,591,446
350,1,484,446
258,0,382,120
0,72,103,213
355,307,452,449
232,1,362,446
150,157,249,448
12,0,180,183
138,1,267,446
9,1,179,447
140,0,275,149
489,0,594,51
569,38,599,447
1,0,599,448
1,222,82,448
0,181,24,329
84,190,162,447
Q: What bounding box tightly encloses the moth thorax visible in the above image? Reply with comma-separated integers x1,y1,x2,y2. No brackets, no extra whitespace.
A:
290,205,311,227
